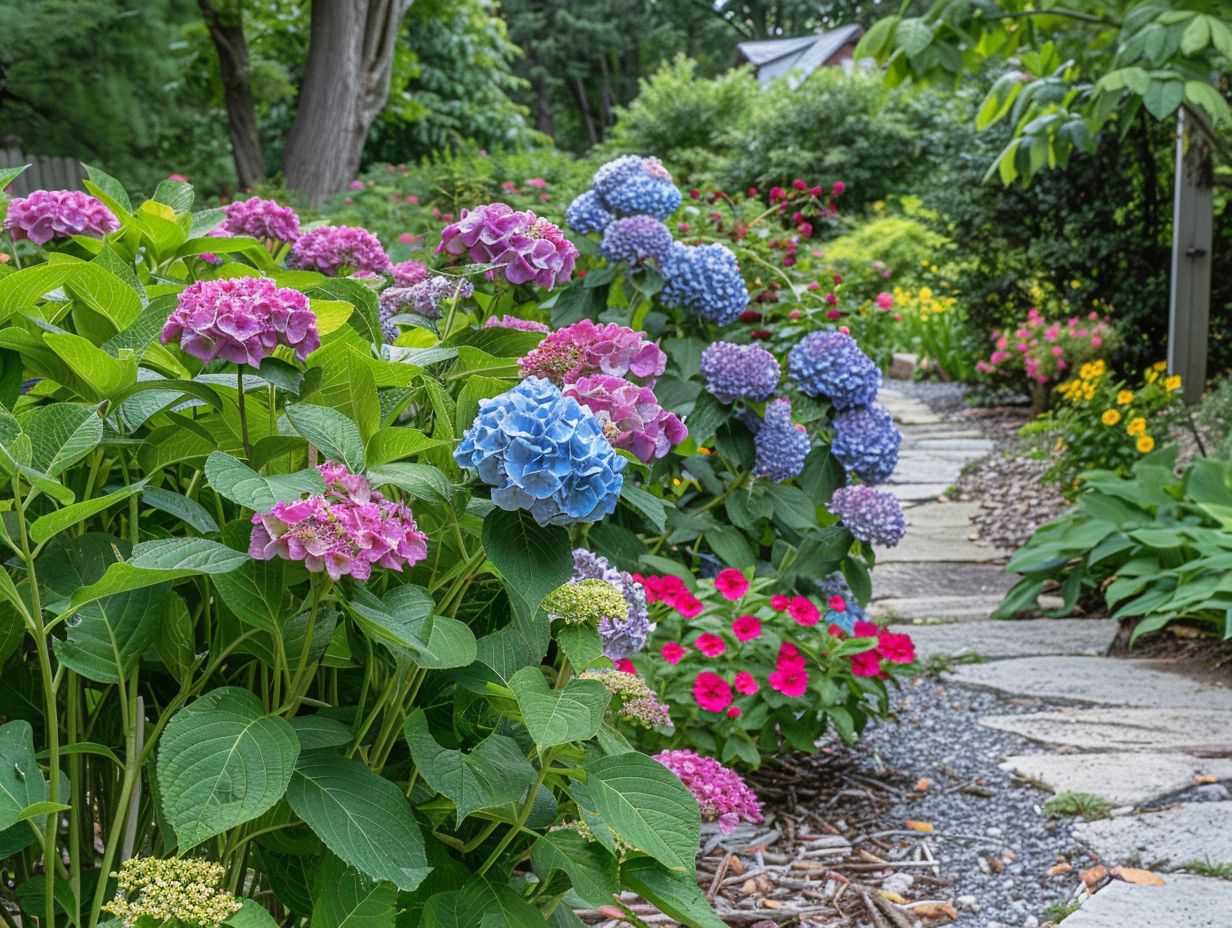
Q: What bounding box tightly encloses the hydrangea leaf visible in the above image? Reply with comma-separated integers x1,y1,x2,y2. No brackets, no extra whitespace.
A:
309,856,395,928
507,667,607,752
285,404,365,473
0,721,49,832
204,451,326,512
52,584,165,684
530,829,620,907
619,856,728,928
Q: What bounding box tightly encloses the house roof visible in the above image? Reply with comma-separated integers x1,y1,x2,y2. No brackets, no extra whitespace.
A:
736,24,864,87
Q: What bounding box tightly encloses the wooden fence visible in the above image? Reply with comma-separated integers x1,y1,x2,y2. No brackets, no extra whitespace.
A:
0,144,85,196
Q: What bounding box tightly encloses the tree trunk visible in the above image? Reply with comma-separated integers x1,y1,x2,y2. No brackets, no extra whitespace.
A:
197,0,265,189
569,76,598,147
283,0,414,206
597,55,615,132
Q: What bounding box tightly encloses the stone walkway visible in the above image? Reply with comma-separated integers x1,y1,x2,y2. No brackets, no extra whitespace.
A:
873,386,1232,927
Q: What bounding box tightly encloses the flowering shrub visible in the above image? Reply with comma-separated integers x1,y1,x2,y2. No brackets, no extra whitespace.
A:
885,284,981,382
977,304,1119,393
289,223,392,276
3,188,119,243
438,201,577,288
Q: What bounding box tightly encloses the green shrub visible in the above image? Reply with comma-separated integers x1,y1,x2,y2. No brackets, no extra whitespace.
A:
822,214,948,290
1195,376,1232,460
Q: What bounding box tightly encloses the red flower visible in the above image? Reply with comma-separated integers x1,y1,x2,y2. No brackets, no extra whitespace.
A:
715,569,749,601
788,596,820,626
693,671,733,712
695,632,726,657
768,661,808,697
726,705,743,719
828,623,847,637
751,329,771,340
792,179,808,191
739,309,762,323
826,310,842,320
732,614,762,642
615,658,636,673
689,188,700,199
877,632,916,664
676,593,704,618
770,595,790,611
853,621,881,638
734,671,760,695
747,187,758,197
828,595,847,612
809,185,822,197
662,641,687,664
769,186,786,202
826,293,838,305
850,650,881,677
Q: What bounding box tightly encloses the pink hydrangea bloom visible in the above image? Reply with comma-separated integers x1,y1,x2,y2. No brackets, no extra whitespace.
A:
519,320,666,386
654,749,763,833
437,202,577,289
161,277,319,366
248,462,428,581
483,314,550,333
289,225,391,277
390,260,430,287
4,190,119,244
563,374,686,463
220,196,300,245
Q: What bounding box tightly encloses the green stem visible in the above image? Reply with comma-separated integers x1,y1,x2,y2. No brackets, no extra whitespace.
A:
287,579,328,711
476,759,548,878
86,670,140,928
236,367,252,459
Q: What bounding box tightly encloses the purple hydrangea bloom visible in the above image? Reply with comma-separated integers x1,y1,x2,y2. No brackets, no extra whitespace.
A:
593,155,682,220
249,461,428,581
700,341,781,403
831,403,901,485
654,750,763,834
390,260,430,287
437,202,577,290
564,374,687,463
787,331,881,410
220,196,300,245
483,315,550,333
660,242,749,326
4,190,119,244
289,225,391,277
520,320,666,386
753,398,811,483
572,548,655,661
381,275,475,322
161,277,320,366
454,377,625,526
828,485,907,548
565,190,614,234
600,215,673,264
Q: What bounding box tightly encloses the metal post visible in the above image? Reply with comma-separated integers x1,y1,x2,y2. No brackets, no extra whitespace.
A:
1167,107,1214,405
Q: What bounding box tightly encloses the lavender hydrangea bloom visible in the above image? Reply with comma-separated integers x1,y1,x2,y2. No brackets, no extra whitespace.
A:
565,190,614,234
381,275,475,322
438,202,576,289
289,225,391,277
600,215,673,264
390,260,430,287
4,190,119,244
564,374,687,463
483,315,550,333
220,196,300,245
828,485,907,548
753,398,811,483
660,242,749,326
700,341,781,403
787,331,881,410
831,403,902,484
592,155,682,220
454,377,625,526
572,547,655,663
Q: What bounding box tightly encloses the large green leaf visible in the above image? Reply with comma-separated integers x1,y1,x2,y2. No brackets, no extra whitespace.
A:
30,480,146,544
19,403,103,477
0,721,50,831
421,879,545,928
507,667,607,752
481,507,571,626
286,753,430,892
72,538,249,608
575,753,700,874
140,486,220,534
404,711,536,826
619,857,727,928
212,558,291,632
156,687,299,850
310,855,396,928
347,586,476,668
530,830,620,907
52,584,166,684
286,404,365,473
43,332,137,401
204,452,326,511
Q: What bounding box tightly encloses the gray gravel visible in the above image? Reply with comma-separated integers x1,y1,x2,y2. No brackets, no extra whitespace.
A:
852,676,1082,927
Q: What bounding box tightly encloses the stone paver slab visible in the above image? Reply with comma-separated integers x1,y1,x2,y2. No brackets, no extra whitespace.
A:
900,501,983,529
946,657,1232,711
1001,752,1232,806
892,453,970,485
890,619,1116,657
1073,802,1232,870
871,596,1006,623
1062,872,1232,928
885,482,952,503
877,530,1010,564
980,708,1232,754
871,563,1017,601
909,438,996,453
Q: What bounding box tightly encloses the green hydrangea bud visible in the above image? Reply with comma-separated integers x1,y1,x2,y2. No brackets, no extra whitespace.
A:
542,579,627,626
103,857,242,928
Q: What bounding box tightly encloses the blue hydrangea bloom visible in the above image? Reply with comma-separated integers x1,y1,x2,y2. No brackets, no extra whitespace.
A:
600,215,673,264
831,403,901,485
593,155,682,220
660,242,749,326
454,377,626,526
828,485,907,547
565,190,614,235
573,548,654,661
818,571,867,634
700,341,781,403
754,398,811,482
787,331,882,409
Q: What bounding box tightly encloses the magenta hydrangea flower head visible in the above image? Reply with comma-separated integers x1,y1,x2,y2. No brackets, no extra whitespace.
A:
564,374,687,463
4,190,119,244
289,225,391,277
161,277,320,367
653,749,763,833
828,485,907,547
700,341,781,403
437,202,577,289
519,320,666,386
483,315,550,333
219,196,300,246
248,462,428,581
390,259,430,288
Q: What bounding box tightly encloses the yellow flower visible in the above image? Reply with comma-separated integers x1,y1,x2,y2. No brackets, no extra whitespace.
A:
1136,434,1155,454
1101,409,1121,426
1082,383,1096,400
918,286,933,301
1165,375,1182,392
1153,361,1167,372
1126,417,1147,437
1116,390,1134,405
920,259,929,267
1145,369,1158,384
1070,279,1081,289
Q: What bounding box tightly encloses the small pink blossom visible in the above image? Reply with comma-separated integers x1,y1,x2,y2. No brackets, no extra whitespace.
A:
714,569,749,601
732,615,761,642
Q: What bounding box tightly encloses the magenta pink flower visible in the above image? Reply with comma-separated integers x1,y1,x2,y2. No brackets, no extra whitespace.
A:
4,190,119,244
732,614,761,642
770,594,790,611
768,658,809,697
483,314,550,333
726,705,742,719
714,569,749,601
675,592,703,618
850,650,881,677
695,632,726,658
161,278,319,366
220,196,300,246
520,320,666,386
437,202,577,289
248,462,428,581
877,632,916,664
654,749,763,833
289,225,391,277
692,672,732,713
778,642,800,661
733,670,760,695
390,260,430,288
662,641,687,664
788,596,820,626
563,374,686,463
